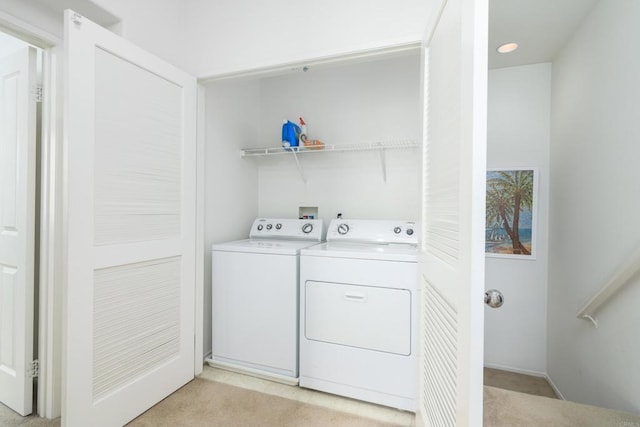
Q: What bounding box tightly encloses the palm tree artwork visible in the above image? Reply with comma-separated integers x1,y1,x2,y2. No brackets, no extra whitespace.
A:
486,169,535,256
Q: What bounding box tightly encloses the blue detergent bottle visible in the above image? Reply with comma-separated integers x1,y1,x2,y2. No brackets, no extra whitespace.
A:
282,120,301,148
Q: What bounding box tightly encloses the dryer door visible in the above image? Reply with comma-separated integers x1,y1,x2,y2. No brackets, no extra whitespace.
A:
305,281,411,356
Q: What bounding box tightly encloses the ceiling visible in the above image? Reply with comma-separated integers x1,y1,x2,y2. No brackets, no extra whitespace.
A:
29,0,119,28
3,1,600,71
489,0,599,69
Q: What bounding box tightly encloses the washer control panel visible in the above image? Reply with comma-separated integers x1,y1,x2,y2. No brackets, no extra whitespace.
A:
249,218,323,241
326,219,419,245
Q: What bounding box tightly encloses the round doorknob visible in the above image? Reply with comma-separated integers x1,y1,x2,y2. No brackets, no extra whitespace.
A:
484,289,504,308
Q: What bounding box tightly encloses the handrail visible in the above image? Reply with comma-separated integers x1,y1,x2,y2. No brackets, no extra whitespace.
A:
577,245,640,327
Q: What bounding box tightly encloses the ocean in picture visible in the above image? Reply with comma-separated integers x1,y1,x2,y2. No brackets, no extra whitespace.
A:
485,228,532,254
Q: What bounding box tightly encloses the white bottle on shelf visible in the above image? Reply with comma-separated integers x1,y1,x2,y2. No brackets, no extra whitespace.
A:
299,116,308,145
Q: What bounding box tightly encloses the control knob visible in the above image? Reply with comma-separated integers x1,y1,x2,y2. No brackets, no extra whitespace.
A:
394,227,402,234
266,224,273,230
257,224,263,231
276,223,282,230
406,228,414,236
337,223,350,235
302,223,313,234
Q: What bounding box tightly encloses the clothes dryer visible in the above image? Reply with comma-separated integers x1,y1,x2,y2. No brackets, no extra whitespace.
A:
299,219,419,410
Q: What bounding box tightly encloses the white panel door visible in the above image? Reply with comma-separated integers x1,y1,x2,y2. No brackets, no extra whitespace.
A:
63,10,197,427
418,0,487,426
0,46,37,417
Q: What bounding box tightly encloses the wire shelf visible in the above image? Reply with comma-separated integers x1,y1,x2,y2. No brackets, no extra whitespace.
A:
241,139,419,157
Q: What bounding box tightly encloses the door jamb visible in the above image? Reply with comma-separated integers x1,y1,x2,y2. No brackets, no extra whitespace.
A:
0,10,62,420
195,84,205,374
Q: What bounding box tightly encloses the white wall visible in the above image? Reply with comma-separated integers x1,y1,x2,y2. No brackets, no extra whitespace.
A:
255,54,422,223
4,0,432,79
183,0,431,77
485,63,551,375
91,0,185,69
204,80,261,357
0,0,61,39
0,0,185,69
548,0,640,413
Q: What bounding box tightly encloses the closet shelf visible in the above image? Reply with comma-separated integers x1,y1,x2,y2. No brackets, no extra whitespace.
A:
240,139,419,157
241,139,420,183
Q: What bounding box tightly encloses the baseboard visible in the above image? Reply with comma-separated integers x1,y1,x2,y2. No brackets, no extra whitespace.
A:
205,358,299,386
483,362,547,378
544,374,566,400
484,362,566,400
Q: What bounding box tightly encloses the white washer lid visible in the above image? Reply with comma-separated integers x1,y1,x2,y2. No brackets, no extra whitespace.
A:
301,241,419,262
212,238,319,256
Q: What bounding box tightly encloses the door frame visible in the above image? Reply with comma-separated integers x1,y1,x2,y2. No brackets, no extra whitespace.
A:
0,10,61,419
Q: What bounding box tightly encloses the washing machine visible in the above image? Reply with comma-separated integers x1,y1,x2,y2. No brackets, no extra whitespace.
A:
208,218,323,385
299,219,419,411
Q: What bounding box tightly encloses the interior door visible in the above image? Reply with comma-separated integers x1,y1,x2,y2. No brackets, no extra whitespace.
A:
0,46,37,417
418,0,488,426
63,10,197,427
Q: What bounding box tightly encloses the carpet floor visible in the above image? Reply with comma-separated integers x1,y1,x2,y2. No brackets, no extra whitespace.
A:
127,378,402,427
484,386,640,427
4,376,640,426
484,367,558,399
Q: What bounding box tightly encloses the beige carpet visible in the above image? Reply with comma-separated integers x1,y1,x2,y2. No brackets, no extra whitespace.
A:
4,377,640,426
0,403,59,427
127,378,403,427
484,386,640,427
484,367,558,399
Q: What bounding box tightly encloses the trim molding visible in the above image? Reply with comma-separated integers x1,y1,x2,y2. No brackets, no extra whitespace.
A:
483,362,547,379
198,42,421,84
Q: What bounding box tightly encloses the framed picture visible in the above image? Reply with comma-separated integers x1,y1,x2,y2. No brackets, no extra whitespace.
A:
485,168,538,259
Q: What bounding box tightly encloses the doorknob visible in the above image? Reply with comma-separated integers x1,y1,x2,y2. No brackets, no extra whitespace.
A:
484,289,504,308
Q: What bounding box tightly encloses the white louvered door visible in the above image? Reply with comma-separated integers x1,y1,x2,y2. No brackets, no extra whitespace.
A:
63,10,196,427
0,46,37,417
418,0,487,426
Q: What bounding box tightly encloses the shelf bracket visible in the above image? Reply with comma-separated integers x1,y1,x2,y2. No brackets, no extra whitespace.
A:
290,149,306,183
379,144,387,183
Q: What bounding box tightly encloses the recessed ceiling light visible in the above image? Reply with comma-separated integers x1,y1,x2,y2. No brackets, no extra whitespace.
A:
497,42,518,54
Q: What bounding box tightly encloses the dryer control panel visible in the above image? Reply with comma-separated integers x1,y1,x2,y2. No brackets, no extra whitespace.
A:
250,218,323,241
326,219,419,245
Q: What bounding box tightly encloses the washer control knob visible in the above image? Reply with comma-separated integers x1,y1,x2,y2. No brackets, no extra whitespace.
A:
406,228,414,236
302,223,313,234
394,227,402,234
266,224,273,230
337,223,350,235
257,224,263,231
276,223,282,230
